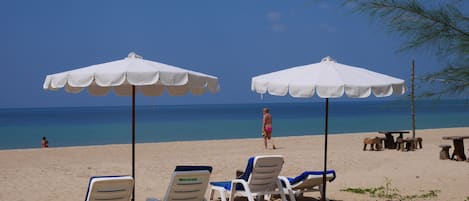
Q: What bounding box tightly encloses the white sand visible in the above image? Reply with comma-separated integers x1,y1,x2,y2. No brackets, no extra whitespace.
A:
1,127,468,201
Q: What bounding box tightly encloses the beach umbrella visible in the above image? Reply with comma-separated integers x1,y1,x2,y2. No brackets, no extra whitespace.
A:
251,56,405,201
43,52,219,201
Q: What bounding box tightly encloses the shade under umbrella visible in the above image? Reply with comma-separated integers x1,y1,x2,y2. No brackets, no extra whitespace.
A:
251,56,405,201
43,52,219,201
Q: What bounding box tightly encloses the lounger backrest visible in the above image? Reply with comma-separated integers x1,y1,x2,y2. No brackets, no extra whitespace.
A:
283,170,336,192
85,175,134,201
163,165,213,201
293,173,335,190
248,155,284,193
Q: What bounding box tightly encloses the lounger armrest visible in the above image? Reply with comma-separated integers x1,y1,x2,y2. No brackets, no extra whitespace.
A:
231,179,249,190
230,179,251,201
278,176,292,189
231,179,250,191
329,170,337,182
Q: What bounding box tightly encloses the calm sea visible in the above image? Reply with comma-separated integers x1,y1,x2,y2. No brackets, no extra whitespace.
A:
0,99,468,150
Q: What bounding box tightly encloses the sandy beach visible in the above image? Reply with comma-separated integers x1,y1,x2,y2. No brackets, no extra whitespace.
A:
1,127,468,201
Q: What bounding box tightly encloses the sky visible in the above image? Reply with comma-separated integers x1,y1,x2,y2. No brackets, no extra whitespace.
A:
0,0,461,108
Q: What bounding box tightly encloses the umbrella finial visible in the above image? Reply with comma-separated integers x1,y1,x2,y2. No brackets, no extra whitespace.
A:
127,52,143,59
321,56,336,63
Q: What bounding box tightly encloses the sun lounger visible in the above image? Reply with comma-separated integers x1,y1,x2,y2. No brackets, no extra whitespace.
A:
147,165,213,201
164,165,213,201
85,175,134,201
209,155,287,201
279,170,336,201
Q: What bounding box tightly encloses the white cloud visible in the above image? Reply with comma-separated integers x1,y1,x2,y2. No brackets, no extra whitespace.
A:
267,11,282,21
271,24,287,32
267,11,286,32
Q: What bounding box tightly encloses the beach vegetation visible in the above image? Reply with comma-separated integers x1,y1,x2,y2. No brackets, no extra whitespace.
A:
340,0,469,97
341,178,440,200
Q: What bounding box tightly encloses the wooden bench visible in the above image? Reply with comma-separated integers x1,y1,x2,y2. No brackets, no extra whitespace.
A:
363,136,384,151
442,136,469,161
396,138,406,151
396,137,422,151
439,144,451,160
413,137,423,149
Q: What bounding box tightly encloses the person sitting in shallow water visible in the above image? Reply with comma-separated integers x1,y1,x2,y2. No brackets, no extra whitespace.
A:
41,136,48,148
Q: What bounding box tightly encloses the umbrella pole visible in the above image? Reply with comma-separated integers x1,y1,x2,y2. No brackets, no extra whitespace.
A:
322,98,329,201
132,85,136,201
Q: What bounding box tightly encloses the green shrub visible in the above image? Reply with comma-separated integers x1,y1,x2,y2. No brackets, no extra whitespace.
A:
341,178,439,200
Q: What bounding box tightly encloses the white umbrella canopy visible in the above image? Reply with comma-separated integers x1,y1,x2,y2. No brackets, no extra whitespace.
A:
44,52,219,96
252,56,404,98
43,52,219,201
251,56,405,201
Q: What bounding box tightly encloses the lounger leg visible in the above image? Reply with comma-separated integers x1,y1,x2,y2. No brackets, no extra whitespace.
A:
210,187,227,201
319,184,324,200
276,180,288,201
256,194,264,201
287,190,296,201
284,189,296,201
279,192,287,201
245,195,255,201
209,189,214,201
319,184,329,201
231,189,252,201
219,191,227,201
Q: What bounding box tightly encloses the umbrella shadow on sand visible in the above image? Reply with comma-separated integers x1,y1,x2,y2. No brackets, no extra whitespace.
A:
295,197,343,201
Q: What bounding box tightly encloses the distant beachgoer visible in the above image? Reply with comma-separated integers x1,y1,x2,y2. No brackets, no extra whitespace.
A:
41,136,49,148
262,108,276,149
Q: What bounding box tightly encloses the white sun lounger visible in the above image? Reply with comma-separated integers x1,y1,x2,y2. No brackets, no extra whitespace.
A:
85,175,134,201
279,170,336,201
209,155,287,201
147,165,213,201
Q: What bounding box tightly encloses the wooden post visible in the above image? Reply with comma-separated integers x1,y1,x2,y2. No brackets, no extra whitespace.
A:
411,60,416,150
132,85,136,201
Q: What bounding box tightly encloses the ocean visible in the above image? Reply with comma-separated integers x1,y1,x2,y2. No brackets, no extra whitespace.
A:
0,99,468,150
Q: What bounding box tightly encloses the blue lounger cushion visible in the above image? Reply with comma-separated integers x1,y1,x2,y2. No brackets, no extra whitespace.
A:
174,165,213,173
209,181,233,190
210,157,255,190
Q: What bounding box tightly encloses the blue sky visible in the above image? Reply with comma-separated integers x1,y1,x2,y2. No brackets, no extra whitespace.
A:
0,0,456,108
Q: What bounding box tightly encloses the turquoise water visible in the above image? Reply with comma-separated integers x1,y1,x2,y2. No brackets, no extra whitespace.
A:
0,99,468,150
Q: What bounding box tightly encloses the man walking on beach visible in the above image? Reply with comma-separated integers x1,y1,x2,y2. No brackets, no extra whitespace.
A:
262,108,276,149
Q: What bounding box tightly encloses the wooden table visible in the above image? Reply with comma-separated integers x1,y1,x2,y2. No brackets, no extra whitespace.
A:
442,136,469,161
379,131,410,149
